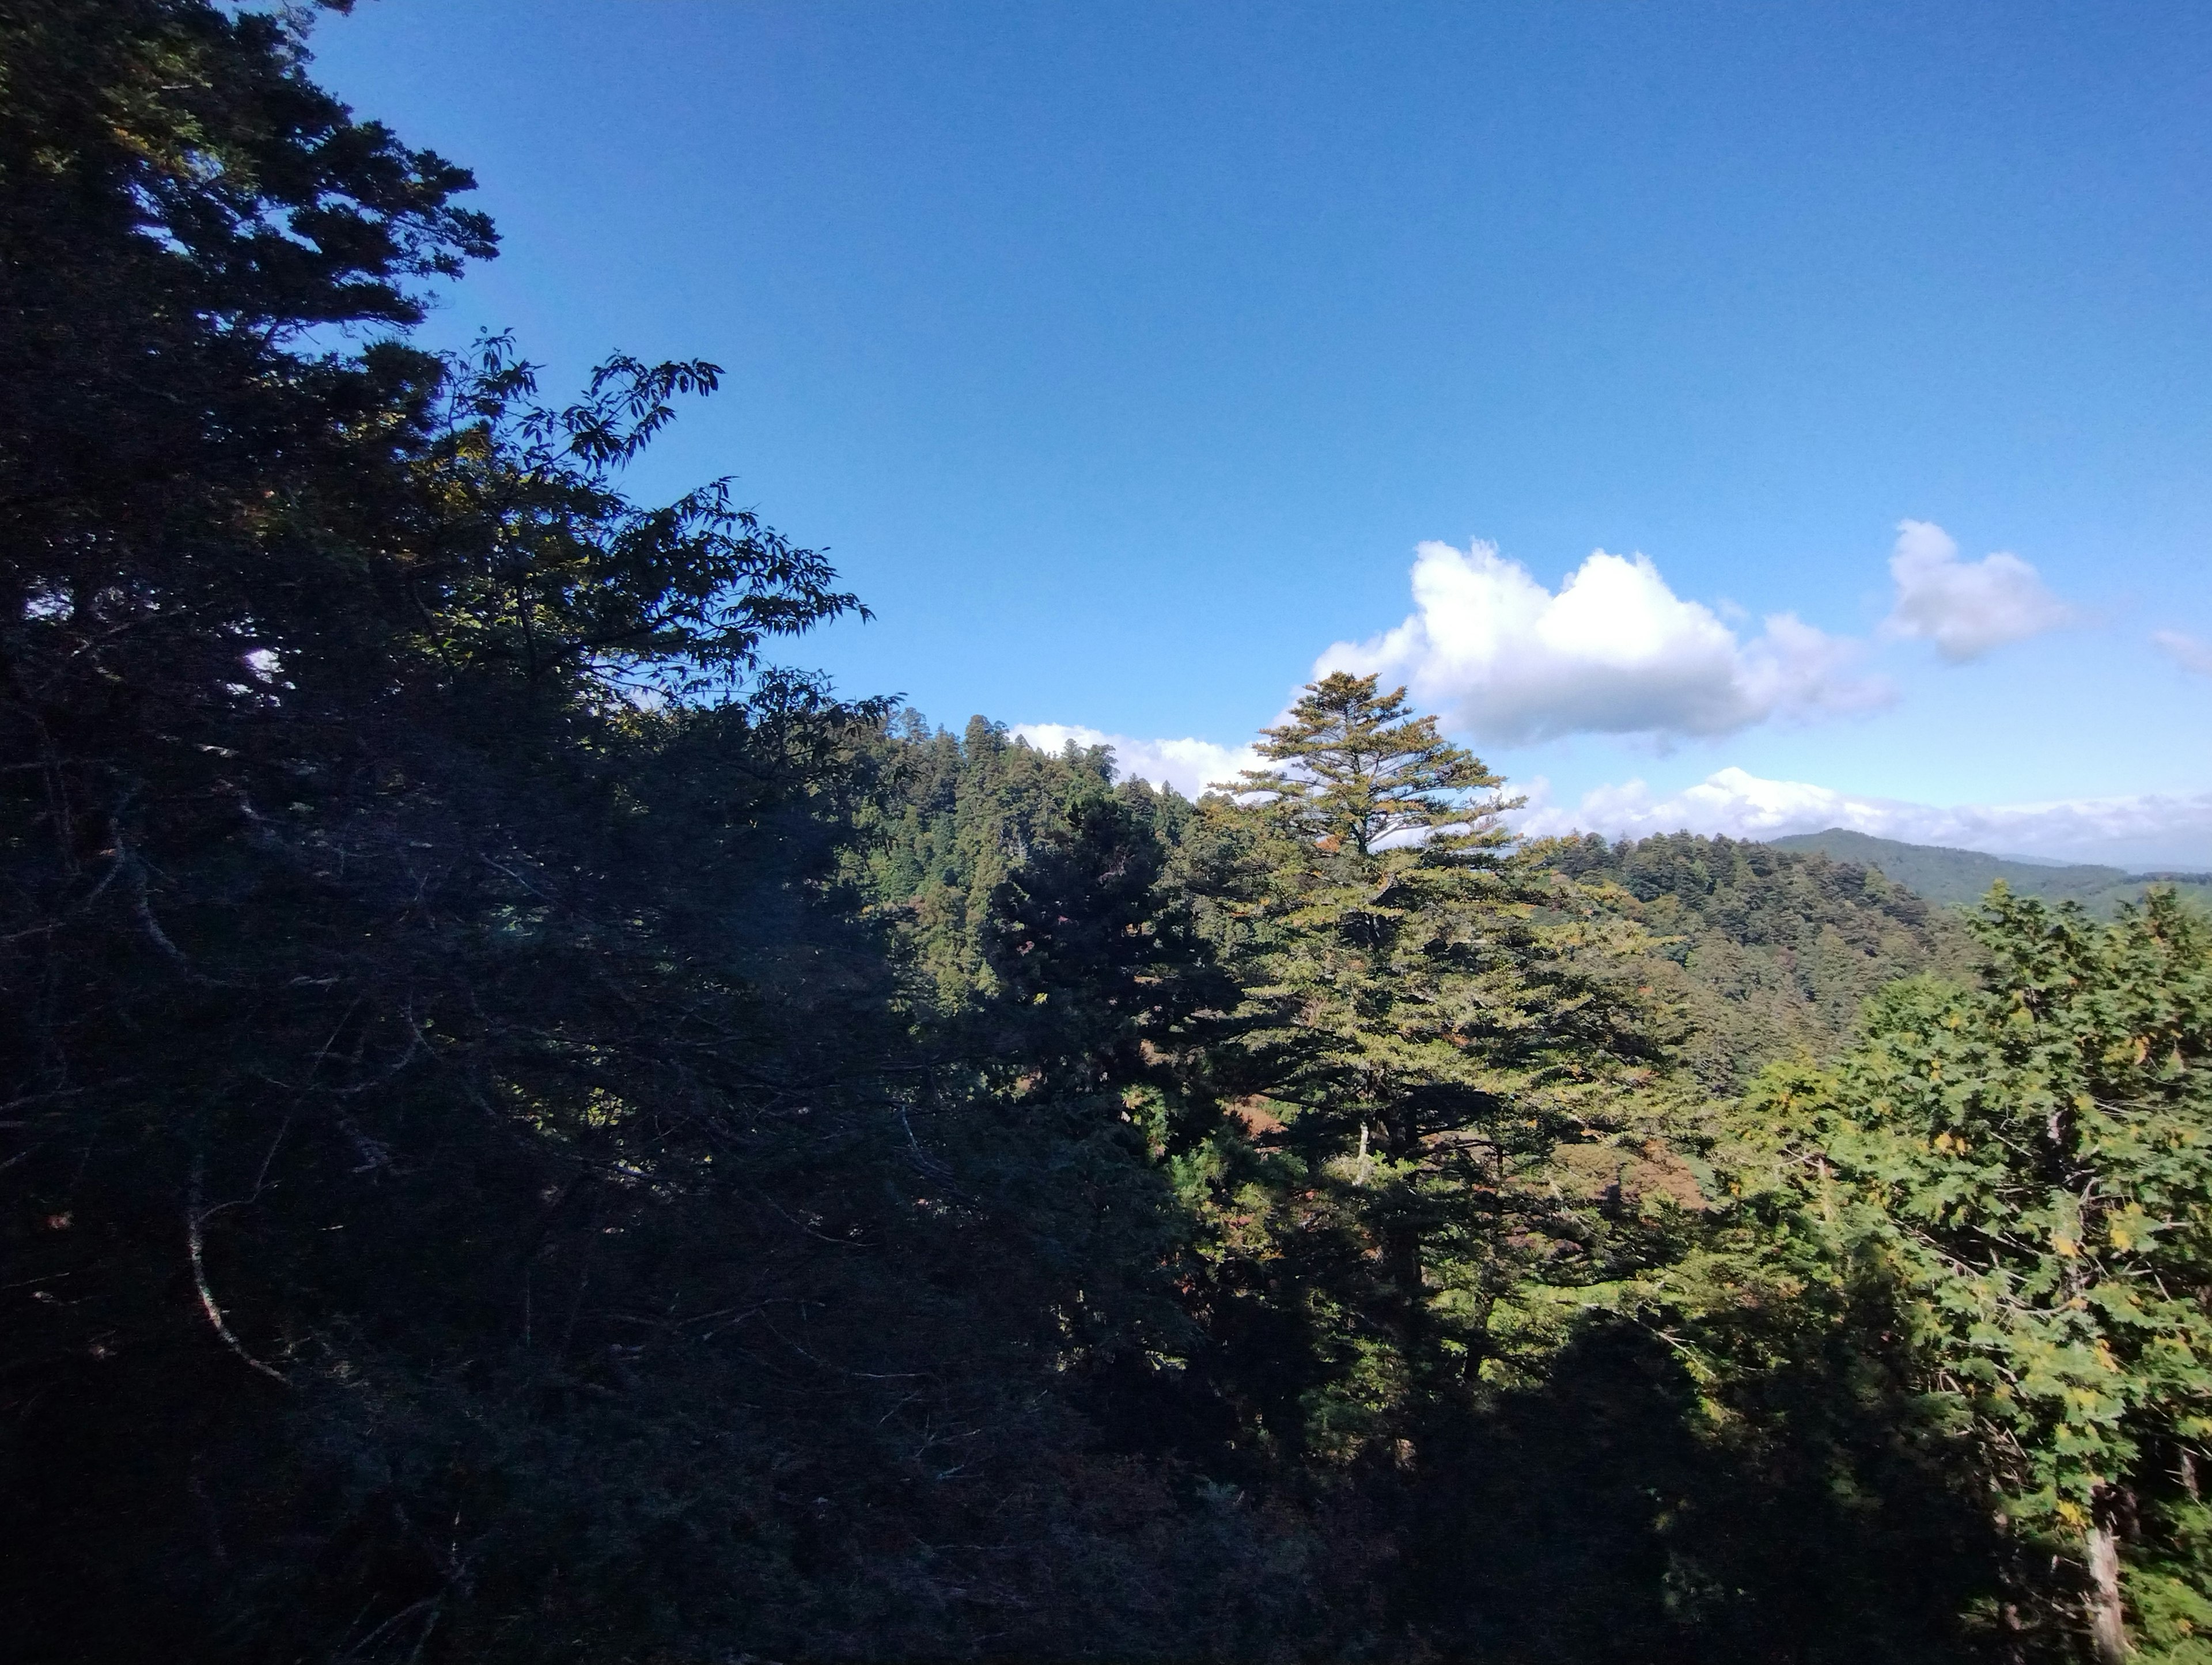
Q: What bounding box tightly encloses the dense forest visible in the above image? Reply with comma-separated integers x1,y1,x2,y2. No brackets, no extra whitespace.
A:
5,6,2210,1662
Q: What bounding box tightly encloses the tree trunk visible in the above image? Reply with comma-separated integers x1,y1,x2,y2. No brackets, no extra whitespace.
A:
1378,1114,1424,1357
2085,1522,2129,1663
1382,1218,1424,1352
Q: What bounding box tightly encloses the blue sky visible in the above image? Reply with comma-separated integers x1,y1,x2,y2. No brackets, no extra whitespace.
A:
310,1,2212,863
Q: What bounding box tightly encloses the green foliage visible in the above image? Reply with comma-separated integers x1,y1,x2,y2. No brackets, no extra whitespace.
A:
1,9,1343,1659
1551,830,1977,1091
1396,1308,2003,1664
1742,885,2212,1655
846,714,1118,1007
412,336,864,701
1221,668,1515,855
1190,674,1678,1450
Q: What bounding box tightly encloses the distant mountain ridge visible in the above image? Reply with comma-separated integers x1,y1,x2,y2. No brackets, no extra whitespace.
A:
1766,828,2212,913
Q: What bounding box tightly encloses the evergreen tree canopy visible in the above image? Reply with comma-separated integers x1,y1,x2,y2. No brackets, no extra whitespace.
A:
1196,674,1676,1448
1225,669,1512,855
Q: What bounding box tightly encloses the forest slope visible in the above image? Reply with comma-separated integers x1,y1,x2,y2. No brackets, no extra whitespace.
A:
1771,827,2212,915
1527,832,1975,1090
853,738,1979,1090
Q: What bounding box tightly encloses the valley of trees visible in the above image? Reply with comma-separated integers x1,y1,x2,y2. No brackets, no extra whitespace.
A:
5,6,2209,1661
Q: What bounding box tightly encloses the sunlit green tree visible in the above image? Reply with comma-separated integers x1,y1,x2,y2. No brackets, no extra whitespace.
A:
1195,673,1672,1451
1749,886,2212,1661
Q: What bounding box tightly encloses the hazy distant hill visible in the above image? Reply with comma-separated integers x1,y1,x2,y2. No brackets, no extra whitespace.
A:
1767,828,2212,914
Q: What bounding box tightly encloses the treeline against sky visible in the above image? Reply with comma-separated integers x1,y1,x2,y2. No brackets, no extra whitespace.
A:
5,7,2211,1663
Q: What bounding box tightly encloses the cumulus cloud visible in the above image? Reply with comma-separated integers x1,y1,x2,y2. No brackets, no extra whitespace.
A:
1880,519,2073,662
1516,767,2212,870
2153,629,2212,676
1315,540,1886,746
1009,723,1260,798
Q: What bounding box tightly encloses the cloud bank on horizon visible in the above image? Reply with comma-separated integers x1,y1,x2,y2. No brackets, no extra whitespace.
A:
1514,768,2212,871
1003,722,2212,867
1016,519,2206,866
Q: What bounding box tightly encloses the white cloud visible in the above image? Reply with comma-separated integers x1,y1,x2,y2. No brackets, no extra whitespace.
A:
1517,767,2212,870
1010,723,1261,798
1517,767,1893,844
1315,540,1886,746
1880,519,2073,662
2153,629,2212,676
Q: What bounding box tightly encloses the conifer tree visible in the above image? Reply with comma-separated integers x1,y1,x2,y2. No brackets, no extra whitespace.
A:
1199,673,1669,1448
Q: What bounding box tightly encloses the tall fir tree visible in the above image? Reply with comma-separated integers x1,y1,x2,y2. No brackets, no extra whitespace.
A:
1195,673,1673,1454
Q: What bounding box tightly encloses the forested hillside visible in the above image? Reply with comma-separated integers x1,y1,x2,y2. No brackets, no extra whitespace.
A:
5,8,2210,1663
1548,831,1977,1091
1772,828,2212,916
